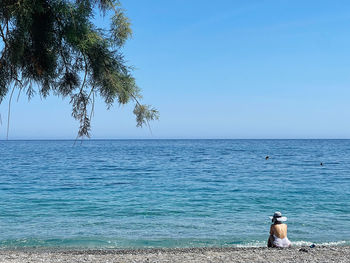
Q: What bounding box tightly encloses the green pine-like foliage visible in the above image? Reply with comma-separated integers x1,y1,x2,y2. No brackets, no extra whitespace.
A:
0,0,158,138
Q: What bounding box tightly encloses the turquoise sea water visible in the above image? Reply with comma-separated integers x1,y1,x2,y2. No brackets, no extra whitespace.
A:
0,139,349,249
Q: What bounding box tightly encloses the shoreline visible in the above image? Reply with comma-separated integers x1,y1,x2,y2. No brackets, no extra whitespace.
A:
0,246,349,263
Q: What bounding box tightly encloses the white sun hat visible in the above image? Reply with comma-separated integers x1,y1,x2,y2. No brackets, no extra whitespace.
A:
269,211,287,222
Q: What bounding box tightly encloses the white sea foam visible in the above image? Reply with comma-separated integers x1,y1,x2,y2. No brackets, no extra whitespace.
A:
234,240,350,248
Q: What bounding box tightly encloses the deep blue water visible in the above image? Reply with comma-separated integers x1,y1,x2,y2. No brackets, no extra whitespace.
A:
0,139,349,248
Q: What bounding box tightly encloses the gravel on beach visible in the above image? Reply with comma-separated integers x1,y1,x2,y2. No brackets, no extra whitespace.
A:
0,246,349,263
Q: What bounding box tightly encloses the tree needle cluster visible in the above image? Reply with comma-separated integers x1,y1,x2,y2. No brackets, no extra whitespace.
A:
0,0,159,138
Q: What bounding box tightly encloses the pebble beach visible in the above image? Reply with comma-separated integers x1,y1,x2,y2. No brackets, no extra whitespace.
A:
0,246,349,263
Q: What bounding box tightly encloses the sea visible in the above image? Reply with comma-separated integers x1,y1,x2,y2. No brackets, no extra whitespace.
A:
0,139,349,249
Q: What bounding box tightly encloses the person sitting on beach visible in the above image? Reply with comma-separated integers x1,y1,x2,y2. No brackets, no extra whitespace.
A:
267,211,291,248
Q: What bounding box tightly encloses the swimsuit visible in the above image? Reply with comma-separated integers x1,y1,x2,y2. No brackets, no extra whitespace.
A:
272,235,291,247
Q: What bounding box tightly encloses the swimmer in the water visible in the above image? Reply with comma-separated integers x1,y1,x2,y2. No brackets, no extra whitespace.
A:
265,156,269,160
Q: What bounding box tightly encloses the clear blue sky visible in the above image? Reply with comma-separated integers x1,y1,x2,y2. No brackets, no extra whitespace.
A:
1,0,350,139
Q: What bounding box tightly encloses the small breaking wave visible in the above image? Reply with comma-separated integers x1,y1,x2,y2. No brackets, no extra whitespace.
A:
0,238,349,249
235,240,350,248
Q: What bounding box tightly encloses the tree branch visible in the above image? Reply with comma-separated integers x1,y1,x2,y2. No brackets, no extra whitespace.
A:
6,86,15,140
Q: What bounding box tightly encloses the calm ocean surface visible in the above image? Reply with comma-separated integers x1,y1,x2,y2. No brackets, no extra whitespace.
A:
0,139,349,248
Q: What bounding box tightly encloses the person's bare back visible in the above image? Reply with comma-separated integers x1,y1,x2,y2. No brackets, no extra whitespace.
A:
270,223,288,239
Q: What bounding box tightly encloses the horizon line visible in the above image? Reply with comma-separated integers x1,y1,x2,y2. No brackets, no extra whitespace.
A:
1,138,350,141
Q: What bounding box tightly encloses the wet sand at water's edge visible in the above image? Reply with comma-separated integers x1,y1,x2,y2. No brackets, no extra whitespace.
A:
0,246,349,263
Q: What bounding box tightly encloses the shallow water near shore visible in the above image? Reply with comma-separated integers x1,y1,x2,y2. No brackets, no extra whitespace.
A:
0,139,349,249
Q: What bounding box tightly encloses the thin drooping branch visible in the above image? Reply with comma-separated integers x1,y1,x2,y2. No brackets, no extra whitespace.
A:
6,75,24,139
16,74,24,102
90,89,95,120
17,86,22,102
0,23,8,62
80,56,88,94
6,86,15,140
76,56,90,138
0,24,7,44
